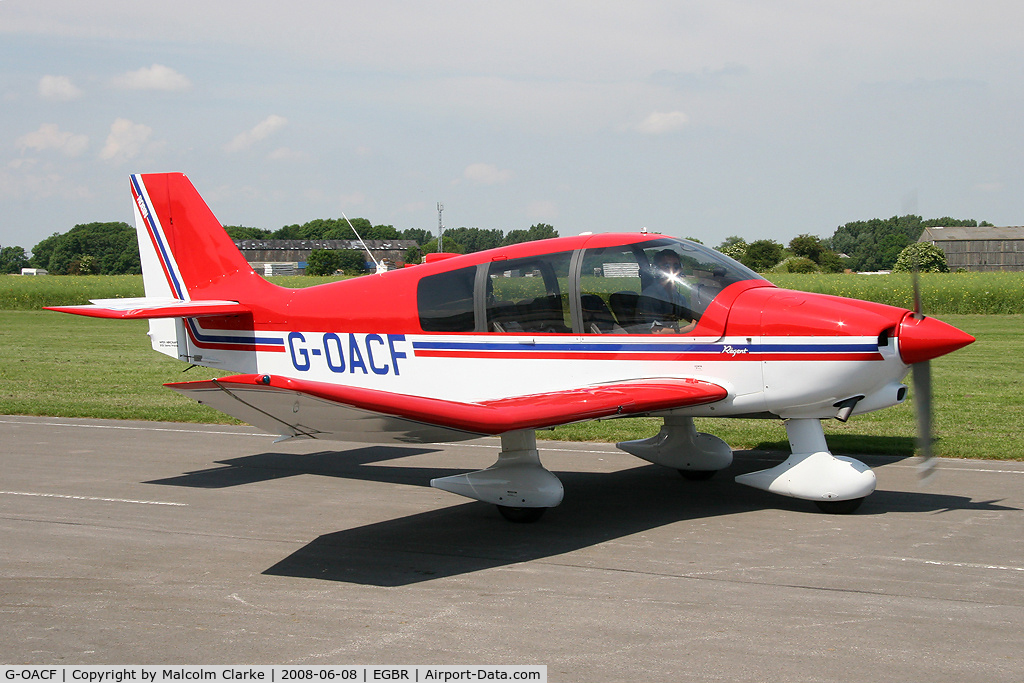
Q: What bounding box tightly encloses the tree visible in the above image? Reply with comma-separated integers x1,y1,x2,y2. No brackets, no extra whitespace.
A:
306,249,343,276
827,215,984,272
401,228,432,245
817,250,845,273
892,242,949,273
68,254,99,275
444,227,504,253
30,222,140,275
0,246,30,274
271,224,304,240
502,223,559,246
789,233,845,272
715,236,747,261
526,223,559,241
741,239,784,271
788,234,824,262
420,237,465,254
224,226,272,240
779,257,819,273
405,245,423,264
366,224,400,240
337,250,370,274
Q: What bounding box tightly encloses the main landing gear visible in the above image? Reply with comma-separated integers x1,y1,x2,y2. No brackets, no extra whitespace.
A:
430,417,875,521
617,415,734,477
430,430,563,523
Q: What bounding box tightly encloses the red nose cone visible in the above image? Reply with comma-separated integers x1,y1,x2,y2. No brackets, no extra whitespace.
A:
897,313,975,364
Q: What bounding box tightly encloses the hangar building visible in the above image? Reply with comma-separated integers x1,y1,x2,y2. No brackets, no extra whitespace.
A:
233,239,419,275
918,226,1024,272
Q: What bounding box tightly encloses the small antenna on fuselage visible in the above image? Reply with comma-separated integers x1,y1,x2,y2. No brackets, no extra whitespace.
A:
341,212,381,273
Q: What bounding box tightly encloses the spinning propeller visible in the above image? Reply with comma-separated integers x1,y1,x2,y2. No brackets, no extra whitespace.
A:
910,269,935,480
896,274,973,481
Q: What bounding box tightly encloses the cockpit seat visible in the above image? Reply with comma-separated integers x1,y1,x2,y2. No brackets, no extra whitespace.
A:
609,291,640,329
581,294,624,334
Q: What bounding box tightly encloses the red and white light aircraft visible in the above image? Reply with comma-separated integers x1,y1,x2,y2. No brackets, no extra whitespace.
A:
50,173,975,521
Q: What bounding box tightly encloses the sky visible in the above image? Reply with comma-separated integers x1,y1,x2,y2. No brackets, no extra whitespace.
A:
2,1,1023,254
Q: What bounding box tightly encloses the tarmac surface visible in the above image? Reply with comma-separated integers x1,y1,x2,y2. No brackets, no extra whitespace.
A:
1,415,1022,681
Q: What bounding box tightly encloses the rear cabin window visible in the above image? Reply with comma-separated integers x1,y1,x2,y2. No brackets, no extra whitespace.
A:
486,252,573,333
417,266,477,332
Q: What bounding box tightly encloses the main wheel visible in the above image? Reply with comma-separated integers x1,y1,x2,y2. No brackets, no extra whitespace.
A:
497,505,547,523
815,497,865,514
678,469,716,481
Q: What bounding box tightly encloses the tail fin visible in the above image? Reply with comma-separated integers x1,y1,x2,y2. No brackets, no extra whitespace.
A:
131,173,262,301
130,173,269,363
48,174,274,368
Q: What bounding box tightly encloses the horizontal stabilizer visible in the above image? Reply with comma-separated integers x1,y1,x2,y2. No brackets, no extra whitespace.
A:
165,374,728,441
46,298,248,320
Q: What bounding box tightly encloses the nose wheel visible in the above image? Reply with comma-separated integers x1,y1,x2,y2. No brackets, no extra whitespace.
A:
679,469,716,481
497,505,547,523
815,497,865,514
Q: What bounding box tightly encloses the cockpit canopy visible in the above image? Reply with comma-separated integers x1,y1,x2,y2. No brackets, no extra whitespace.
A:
417,235,765,334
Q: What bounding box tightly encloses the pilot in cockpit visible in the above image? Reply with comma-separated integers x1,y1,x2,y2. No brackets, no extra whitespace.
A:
640,249,697,334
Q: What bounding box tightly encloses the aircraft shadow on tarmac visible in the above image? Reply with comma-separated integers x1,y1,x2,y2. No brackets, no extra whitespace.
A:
145,445,1018,587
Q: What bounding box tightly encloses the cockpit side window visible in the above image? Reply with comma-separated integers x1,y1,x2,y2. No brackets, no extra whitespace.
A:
486,251,573,333
417,266,477,332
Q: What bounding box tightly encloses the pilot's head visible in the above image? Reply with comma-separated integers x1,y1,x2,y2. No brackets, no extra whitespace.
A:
652,249,683,279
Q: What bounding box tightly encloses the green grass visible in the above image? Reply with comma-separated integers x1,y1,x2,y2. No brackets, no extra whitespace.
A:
0,311,239,422
767,271,1024,314
0,310,1018,460
5,271,1024,313
0,274,349,310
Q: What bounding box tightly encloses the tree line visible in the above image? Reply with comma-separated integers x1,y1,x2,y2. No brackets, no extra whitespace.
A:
716,214,988,274
1,213,987,275
0,219,560,275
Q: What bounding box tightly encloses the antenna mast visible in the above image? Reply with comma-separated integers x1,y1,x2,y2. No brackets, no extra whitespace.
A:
437,202,444,253
341,212,380,272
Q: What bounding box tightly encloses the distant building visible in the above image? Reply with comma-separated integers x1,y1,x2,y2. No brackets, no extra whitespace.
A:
20,268,48,276
233,239,418,274
918,226,1024,272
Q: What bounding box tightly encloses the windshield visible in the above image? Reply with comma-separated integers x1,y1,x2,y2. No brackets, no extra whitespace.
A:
579,236,764,334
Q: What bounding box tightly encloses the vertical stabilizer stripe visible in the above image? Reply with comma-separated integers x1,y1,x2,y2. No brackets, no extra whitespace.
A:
131,174,187,300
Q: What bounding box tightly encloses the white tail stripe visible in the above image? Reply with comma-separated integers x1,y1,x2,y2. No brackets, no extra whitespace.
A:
130,174,187,301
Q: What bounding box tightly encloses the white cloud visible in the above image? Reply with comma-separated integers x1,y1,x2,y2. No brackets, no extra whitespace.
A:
635,110,689,135
0,169,91,202
99,118,152,164
38,75,82,101
15,123,88,157
224,115,288,153
112,64,191,91
463,163,514,186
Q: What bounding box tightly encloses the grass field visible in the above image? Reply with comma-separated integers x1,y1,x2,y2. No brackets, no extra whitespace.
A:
0,308,1017,460
4,271,1024,314
0,274,346,310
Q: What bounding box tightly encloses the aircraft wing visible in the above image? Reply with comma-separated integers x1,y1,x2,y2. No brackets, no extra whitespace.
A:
165,374,728,443
45,298,248,319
